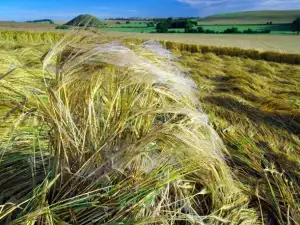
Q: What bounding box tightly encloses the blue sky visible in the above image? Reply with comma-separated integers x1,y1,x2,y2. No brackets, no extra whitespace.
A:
0,0,300,21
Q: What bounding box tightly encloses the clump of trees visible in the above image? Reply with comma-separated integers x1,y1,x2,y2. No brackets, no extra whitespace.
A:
243,28,271,34
146,22,155,27
169,20,197,28
155,18,273,34
156,21,169,33
204,29,216,34
292,18,300,35
184,26,216,34
156,18,198,33
183,26,271,34
224,27,241,33
197,27,205,33
223,27,270,34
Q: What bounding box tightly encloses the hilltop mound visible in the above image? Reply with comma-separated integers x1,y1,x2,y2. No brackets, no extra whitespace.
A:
201,10,300,24
65,14,104,27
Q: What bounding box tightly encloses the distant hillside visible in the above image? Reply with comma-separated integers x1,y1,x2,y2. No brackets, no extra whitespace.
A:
201,10,300,24
65,14,104,27
27,19,54,24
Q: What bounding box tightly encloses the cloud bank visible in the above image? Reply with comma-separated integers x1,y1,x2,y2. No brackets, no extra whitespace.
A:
177,0,300,15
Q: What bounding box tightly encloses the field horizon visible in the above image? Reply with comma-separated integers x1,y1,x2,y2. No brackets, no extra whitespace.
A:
0,21,299,53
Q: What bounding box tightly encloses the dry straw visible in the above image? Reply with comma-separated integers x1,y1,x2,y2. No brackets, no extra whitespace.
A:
0,30,299,225
0,33,259,224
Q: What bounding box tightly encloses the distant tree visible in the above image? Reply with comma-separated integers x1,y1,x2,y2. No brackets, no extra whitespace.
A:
185,22,194,29
205,29,216,34
126,21,130,24
224,27,240,33
115,21,121,24
156,21,169,33
166,17,173,27
184,22,195,33
189,20,198,26
243,28,254,33
169,19,197,29
197,27,205,33
243,28,271,34
146,22,155,27
292,18,300,35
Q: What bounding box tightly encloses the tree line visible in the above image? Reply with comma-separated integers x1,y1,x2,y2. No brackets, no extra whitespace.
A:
155,17,300,35
26,19,54,24
293,18,300,34
184,27,271,34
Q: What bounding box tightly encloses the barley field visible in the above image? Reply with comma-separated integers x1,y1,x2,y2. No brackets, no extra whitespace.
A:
0,31,299,224
1,22,300,53
0,21,57,32
108,32,300,53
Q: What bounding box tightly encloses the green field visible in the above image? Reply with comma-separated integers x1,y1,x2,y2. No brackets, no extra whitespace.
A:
100,23,294,34
99,10,300,34
0,30,299,224
200,24,293,34
201,10,300,24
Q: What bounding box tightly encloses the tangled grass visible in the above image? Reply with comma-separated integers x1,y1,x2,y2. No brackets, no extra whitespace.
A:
0,34,259,224
0,32,299,225
180,52,300,224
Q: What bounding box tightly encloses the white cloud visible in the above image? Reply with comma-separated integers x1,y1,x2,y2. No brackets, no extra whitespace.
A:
256,0,300,9
178,0,226,6
177,0,300,15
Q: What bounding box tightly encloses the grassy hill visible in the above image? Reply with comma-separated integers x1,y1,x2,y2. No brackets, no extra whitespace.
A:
201,10,300,24
65,14,104,27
